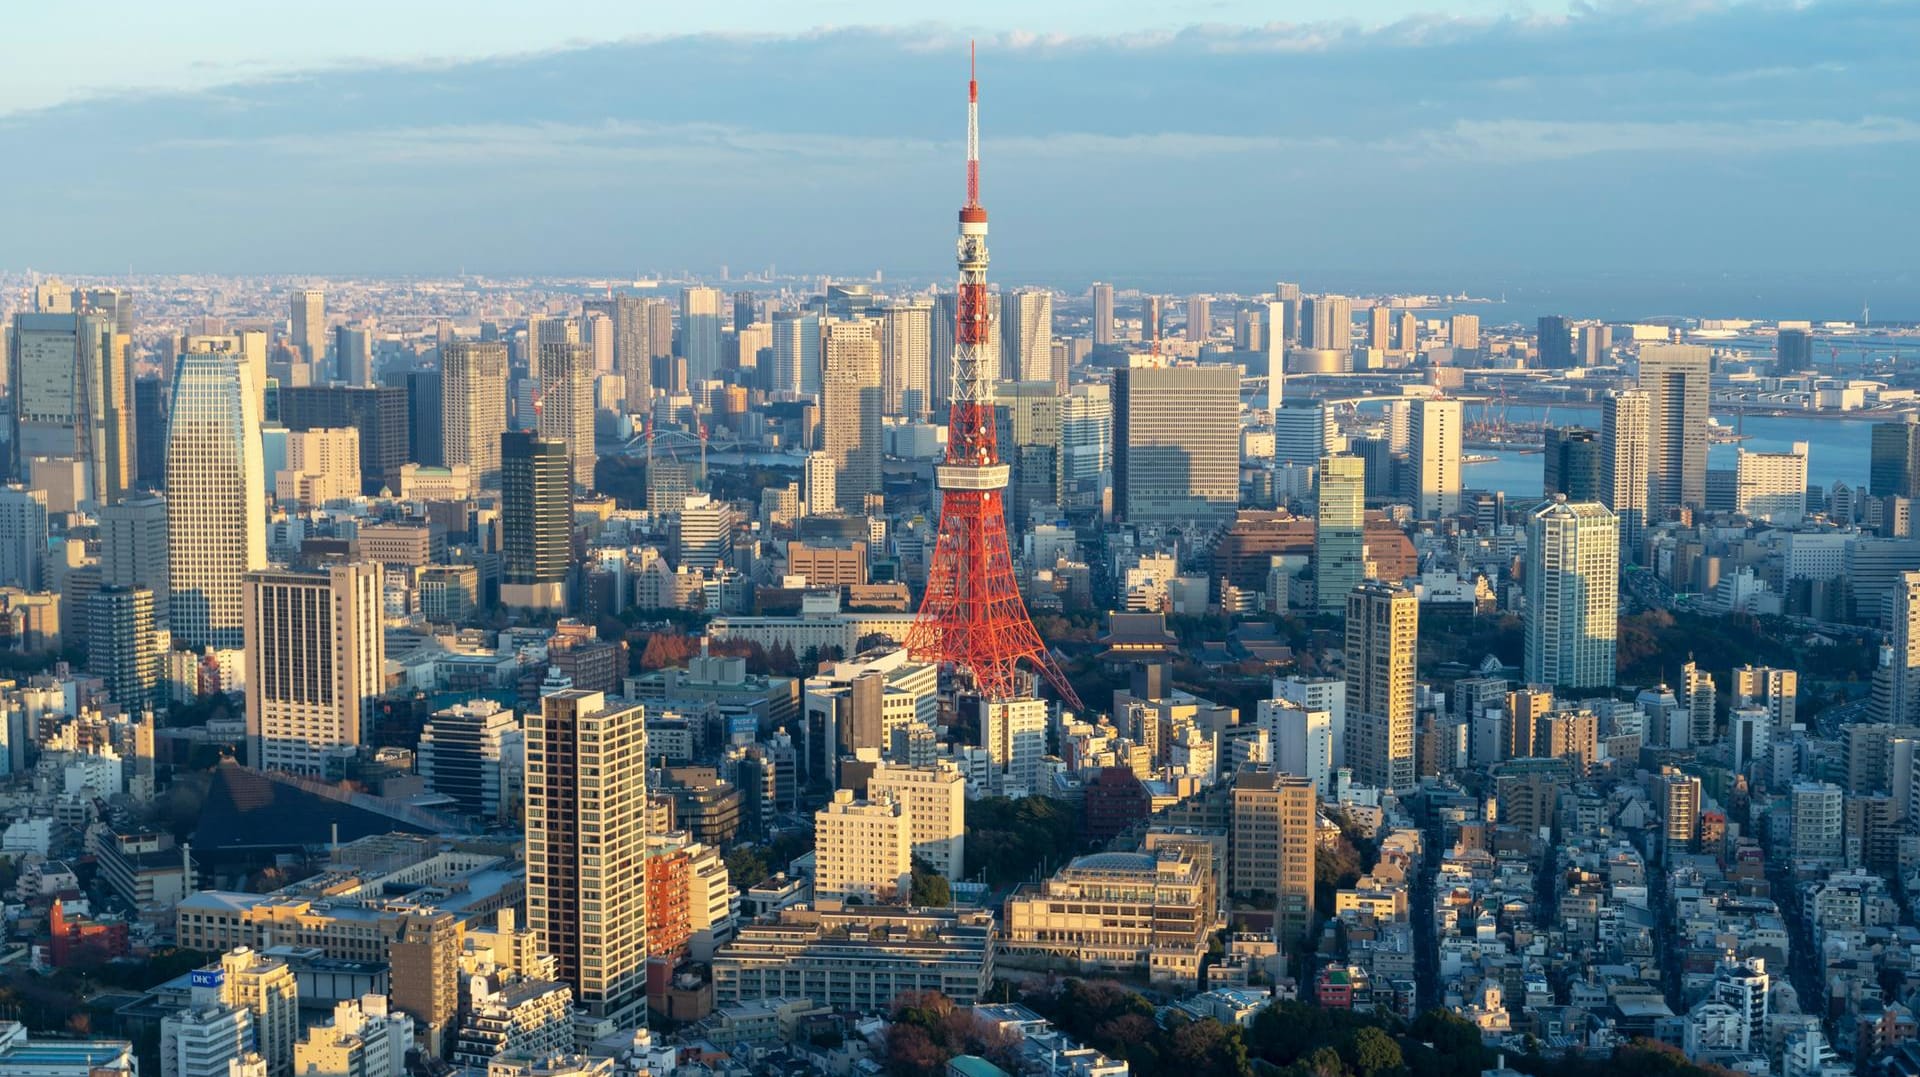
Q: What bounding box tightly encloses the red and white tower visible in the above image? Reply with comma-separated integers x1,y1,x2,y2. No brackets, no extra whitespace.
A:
906,47,1083,711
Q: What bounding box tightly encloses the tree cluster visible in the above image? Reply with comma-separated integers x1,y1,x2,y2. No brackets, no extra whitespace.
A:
883,992,1020,1077
962,796,1083,888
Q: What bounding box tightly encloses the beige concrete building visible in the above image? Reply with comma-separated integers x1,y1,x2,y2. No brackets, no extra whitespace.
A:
276,427,361,507
1229,767,1317,949
1001,846,1217,988
440,341,509,489
220,948,299,1077
813,789,911,904
1346,581,1417,791
867,761,967,883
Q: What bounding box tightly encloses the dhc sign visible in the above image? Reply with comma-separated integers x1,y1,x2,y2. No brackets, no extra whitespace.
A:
189,970,224,989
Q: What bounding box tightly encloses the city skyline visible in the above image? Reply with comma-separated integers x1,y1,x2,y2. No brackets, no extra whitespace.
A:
2,2,1915,319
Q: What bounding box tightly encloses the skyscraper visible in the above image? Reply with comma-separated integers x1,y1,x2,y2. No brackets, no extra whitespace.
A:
1870,419,1920,499
1112,364,1239,525
1368,305,1393,351
1091,283,1115,346
1601,388,1651,561
166,347,267,650
500,431,573,612
1450,314,1480,353
679,286,725,385
99,493,170,629
770,311,821,399
276,385,408,495
1523,499,1619,689
1315,455,1366,615
1537,315,1574,368
821,319,883,513
334,324,371,386
7,312,135,504
1640,342,1711,517
0,486,47,590
1229,767,1317,949
1543,426,1604,501
879,300,933,416
1060,384,1112,497
89,586,160,712
1410,397,1462,519
243,562,384,775
1303,295,1352,352
291,290,326,370
525,689,649,1027
803,452,837,517
1185,295,1211,343
1874,572,1920,726
1346,580,1417,791
1001,289,1054,386
441,341,509,489
1140,295,1163,345
1776,327,1814,375
536,341,596,492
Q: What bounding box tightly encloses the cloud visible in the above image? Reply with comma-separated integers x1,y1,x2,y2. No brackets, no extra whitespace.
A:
0,0,1914,305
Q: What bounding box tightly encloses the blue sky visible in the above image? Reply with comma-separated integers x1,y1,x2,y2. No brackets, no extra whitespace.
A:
6,1,1918,317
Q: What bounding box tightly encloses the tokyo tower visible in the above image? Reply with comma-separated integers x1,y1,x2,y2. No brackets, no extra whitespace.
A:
905,47,1084,713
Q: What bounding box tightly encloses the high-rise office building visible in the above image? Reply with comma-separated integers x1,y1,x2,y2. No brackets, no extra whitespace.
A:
440,341,509,489
879,300,933,415
291,289,326,370
1737,442,1809,523
536,341,596,493
1273,399,1335,468
89,586,161,713
1523,499,1619,689
0,486,47,590
1091,283,1115,346
1871,420,1920,499
1640,343,1711,517
1578,323,1611,366
1777,327,1814,375
1601,388,1651,564
1002,289,1055,387
1113,364,1239,525
1185,295,1211,343
1536,315,1574,368
334,325,371,386
276,385,408,495
1346,581,1417,791
99,493,170,629
1302,295,1352,352
1060,384,1112,493
1410,398,1462,519
771,310,821,399
500,431,573,612
1875,572,1920,727
243,562,384,775
134,376,169,487
1315,455,1366,615
417,699,520,821
7,312,136,504
1543,426,1604,502
821,319,883,513
679,287,726,385
405,370,443,467
166,347,267,650
525,689,649,1027
998,381,1064,528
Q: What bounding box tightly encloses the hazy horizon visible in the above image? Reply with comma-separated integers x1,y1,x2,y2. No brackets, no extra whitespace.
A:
6,1,1916,319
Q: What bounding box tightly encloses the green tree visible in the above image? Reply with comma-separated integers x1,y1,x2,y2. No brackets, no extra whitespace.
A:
909,859,952,907
725,846,770,890
1347,1026,1403,1077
